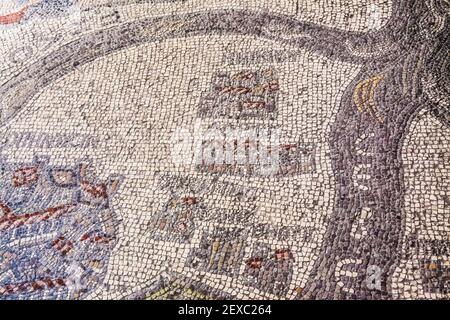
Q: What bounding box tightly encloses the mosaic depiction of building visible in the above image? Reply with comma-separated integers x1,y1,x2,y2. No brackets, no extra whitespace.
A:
0,0,449,300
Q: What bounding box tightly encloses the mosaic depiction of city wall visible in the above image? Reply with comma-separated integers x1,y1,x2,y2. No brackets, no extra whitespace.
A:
0,0,449,300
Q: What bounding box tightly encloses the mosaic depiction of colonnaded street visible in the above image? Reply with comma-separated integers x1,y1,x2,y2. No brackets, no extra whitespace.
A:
0,0,449,300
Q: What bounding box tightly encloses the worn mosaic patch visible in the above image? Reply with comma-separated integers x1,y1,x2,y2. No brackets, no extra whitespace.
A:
0,0,449,300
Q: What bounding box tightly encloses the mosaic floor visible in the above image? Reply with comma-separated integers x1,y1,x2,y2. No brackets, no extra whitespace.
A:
0,0,449,300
